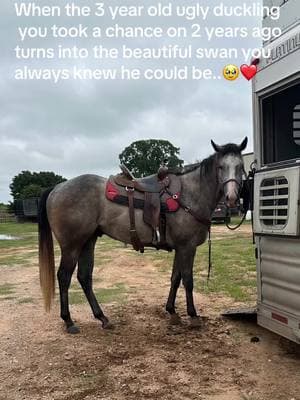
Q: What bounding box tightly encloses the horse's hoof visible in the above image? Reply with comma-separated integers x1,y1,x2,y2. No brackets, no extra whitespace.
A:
102,319,114,330
67,325,80,334
170,313,182,325
189,316,202,329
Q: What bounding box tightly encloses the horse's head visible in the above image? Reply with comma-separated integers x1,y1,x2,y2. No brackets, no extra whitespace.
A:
211,137,248,208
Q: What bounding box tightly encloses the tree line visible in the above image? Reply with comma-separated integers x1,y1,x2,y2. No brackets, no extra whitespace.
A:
8,139,183,205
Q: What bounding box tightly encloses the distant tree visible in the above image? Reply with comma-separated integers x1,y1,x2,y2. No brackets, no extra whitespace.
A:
119,139,183,177
10,171,66,201
20,184,44,199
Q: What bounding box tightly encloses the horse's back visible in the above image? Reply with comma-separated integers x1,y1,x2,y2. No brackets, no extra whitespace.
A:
50,174,105,196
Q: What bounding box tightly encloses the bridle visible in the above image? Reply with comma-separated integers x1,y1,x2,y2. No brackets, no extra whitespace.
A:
217,158,245,198
221,167,249,231
221,177,242,190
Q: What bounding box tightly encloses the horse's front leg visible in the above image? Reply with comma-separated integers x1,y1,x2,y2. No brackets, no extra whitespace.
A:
166,251,182,323
166,246,199,322
179,246,198,320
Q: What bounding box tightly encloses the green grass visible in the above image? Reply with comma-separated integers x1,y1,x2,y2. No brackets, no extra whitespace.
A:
195,235,256,301
0,222,256,303
18,297,34,304
0,222,38,250
0,283,16,296
0,222,37,235
0,253,37,267
144,233,256,302
69,283,127,305
228,216,252,225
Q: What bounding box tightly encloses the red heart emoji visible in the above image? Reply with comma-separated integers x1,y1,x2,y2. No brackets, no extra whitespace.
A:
240,64,257,81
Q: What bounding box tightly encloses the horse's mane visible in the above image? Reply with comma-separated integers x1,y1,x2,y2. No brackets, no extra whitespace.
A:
170,143,242,176
170,157,213,176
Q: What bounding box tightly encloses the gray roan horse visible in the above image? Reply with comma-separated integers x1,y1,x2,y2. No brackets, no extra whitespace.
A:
38,138,247,333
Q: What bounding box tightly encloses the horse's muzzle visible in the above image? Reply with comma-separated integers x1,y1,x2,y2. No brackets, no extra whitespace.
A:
223,179,240,208
225,193,239,208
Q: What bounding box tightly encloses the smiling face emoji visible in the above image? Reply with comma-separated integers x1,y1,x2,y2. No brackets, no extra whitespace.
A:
223,64,239,81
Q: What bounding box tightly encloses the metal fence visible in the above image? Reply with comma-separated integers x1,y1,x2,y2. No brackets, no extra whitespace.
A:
0,213,16,223
0,198,40,223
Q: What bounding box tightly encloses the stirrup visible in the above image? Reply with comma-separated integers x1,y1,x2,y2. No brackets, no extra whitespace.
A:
155,228,161,243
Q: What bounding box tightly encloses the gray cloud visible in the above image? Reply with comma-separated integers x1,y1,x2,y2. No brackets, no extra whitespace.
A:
0,0,262,202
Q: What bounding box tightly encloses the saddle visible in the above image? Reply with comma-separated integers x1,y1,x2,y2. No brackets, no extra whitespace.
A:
106,164,181,252
115,164,170,193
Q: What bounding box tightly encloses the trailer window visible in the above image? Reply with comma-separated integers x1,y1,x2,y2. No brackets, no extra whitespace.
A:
262,83,300,164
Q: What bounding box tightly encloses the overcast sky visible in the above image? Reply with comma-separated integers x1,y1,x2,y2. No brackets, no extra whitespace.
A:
0,0,262,203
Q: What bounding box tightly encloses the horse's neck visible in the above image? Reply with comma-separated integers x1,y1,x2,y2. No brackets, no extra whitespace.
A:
180,162,220,217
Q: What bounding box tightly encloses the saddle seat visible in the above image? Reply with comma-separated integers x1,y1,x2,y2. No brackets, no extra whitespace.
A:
115,164,169,193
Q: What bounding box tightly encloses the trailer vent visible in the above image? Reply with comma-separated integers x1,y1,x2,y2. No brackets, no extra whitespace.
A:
293,105,300,145
259,177,289,227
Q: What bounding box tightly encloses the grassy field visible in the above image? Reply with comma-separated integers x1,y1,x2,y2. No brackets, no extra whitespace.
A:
0,222,256,303
143,231,256,302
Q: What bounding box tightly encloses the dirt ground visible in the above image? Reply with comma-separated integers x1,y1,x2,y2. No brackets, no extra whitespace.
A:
1,225,300,400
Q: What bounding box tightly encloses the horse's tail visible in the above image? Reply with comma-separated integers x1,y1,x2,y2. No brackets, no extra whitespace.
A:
38,188,55,312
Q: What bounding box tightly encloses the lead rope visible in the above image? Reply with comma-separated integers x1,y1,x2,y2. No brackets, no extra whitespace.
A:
225,211,247,230
207,226,212,282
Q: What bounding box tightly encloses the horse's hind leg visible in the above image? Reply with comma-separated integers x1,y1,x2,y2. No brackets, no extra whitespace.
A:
77,236,111,329
57,251,79,334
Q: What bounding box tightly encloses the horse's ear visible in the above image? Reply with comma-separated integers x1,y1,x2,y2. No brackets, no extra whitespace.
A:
211,140,221,153
239,137,248,152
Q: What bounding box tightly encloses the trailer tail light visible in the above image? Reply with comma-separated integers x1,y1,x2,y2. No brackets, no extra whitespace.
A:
259,177,289,228
272,312,288,324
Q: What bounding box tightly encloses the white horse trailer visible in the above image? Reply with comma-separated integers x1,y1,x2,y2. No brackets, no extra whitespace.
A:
253,0,300,343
